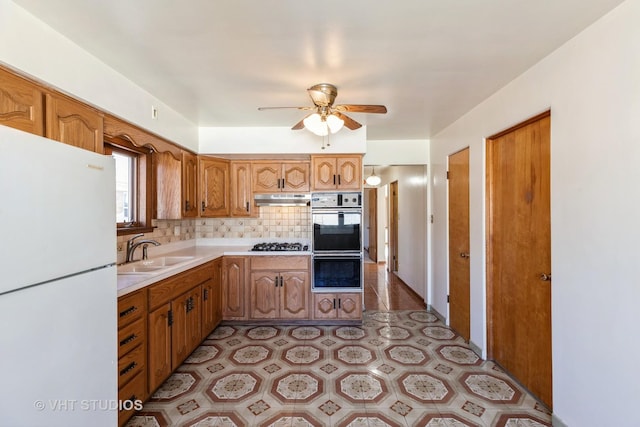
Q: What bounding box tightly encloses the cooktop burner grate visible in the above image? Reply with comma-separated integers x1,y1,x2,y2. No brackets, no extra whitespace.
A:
250,242,309,252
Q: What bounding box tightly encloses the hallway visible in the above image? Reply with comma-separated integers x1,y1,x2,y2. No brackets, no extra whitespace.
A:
363,261,425,312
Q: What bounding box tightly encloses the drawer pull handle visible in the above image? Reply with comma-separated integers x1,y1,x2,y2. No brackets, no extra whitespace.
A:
119,334,138,347
119,306,137,318
119,361,137,376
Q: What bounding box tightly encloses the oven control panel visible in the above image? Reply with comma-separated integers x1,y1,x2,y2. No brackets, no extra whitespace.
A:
311,192,362,208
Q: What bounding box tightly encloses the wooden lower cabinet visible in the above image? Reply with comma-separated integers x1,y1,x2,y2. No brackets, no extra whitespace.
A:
147,260,220,394
313,293,362,320
117,290,147,427
201,258,223,339
222,257,247,320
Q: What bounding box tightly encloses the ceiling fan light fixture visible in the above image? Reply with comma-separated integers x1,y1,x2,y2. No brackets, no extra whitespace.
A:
365,167,382,186
326,114,344,133
303,113,328,136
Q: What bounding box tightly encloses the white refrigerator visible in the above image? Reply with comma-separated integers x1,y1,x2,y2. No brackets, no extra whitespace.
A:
0,126,118,426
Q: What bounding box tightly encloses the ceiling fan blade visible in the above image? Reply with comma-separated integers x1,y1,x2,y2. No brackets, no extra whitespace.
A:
291,114,311,130
334,104,387,114
258,106,315,111
334,112,362,130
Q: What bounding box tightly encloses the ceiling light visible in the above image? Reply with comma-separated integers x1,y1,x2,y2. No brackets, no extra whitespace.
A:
365,167,382,186
304,113,344,136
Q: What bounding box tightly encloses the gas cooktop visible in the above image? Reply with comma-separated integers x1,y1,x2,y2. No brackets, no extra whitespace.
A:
250,242,309,252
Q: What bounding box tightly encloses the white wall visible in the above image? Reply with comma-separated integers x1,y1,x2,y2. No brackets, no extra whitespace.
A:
429,1,640,425
363,139,429,165
0,0,198,150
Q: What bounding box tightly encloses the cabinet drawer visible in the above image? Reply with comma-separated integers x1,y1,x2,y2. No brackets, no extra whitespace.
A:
250,255,309,271
118,370,145,427
118,290,146,327
118,317,145,358
118,343,145,388
149,263,212,310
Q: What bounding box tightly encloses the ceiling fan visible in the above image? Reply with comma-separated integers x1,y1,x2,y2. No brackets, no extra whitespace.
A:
258,83,387,136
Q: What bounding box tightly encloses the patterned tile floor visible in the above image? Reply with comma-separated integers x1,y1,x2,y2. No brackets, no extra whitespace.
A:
126,310,551,427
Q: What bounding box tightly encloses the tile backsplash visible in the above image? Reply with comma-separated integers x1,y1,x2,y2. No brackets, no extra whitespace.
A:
196,206,311,239
116,206,311,263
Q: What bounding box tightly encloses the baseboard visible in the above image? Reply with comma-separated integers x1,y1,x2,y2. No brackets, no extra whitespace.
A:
552,414,568,427
468,340,482,358
426,305,445,322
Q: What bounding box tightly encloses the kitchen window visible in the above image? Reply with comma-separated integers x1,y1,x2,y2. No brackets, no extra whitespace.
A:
105,138,153,235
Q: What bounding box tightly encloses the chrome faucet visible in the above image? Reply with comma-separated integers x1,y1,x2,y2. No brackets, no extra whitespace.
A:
125,233,161,263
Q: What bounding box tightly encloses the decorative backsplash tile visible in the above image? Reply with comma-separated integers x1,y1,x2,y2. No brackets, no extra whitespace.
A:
196,206,311,239
116,206,311,263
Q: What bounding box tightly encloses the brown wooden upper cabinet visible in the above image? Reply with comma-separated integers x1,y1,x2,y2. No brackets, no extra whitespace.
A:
230,161,255,217
311,155,362,191
0,67,44,136
181,152,198,218
252,161,310,193
199,157,230,217
45,93,104,153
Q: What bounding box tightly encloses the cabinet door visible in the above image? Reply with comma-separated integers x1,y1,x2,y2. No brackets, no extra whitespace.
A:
171,294,190,370
280,271,309,319
182,152,198,218
200,157,230,217
45,93,103,153
249,272,278,319
185,287,202,356
230,162,254,217
0,68,44,135
201,279,215,340
252,162,281,193
222,257,246,319
313,293,337,320
154,151,182,219
148,303,172,393
312,157,337,191
212,258,223,326
337,293,363,320
336,156,362,190
282,162,310,192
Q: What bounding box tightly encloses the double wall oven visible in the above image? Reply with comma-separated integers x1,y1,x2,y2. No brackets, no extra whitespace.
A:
311,192,363,290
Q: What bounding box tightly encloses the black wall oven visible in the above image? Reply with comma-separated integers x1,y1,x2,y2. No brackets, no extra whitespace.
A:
311,192,363,291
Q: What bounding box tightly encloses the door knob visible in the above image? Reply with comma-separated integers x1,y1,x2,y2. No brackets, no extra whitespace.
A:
540,273,551,281
460,253,470,259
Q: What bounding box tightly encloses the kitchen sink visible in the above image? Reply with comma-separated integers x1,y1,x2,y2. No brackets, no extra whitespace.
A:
117,256,196,275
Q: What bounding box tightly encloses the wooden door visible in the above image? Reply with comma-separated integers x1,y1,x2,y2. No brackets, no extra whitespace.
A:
389,181,399,271
147,304,172,392
280,271,309,319
0,67,44,135
182,152,198,217
230,162,253,217
282,162,310,192
252,162,281,193
486,111,552,407
336,156,361,190
45,93,103,153
311,157,337,190
367,188,378,262
185,287,202,355
249,272,278,319
200,157,230,217
222,257,246,319
201,279,215,339
448,148,471,341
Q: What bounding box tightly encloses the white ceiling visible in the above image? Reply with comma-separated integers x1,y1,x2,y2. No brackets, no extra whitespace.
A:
14,0,624,140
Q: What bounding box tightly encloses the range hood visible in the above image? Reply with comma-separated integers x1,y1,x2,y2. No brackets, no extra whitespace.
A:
254,193,311,206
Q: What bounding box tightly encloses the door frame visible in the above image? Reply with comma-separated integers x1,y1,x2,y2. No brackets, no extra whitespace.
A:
388,181,399,272
367,187,378,262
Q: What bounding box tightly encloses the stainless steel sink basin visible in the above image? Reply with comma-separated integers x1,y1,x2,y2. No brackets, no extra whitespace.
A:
117,256,196,275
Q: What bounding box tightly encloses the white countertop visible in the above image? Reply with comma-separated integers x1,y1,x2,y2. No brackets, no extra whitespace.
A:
116,243,311,297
